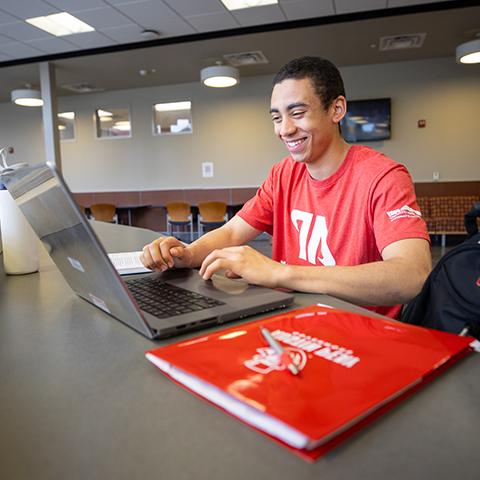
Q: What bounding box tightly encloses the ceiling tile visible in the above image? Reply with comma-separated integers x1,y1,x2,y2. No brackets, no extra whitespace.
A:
280,0,335,20
0,33,16,45
102,0,147,4
0,0,59,19
0,21,52,41
46,0,108,10
25,37,79,54
231,5,286,27
0,41,45,59
0,52,13,61
71,7,135,29
114,0,196,36
101,24,145,43
387,0,449,6
65,31,118,48
162,0,226,17
335,0,387,14
186,12,239,33
0,9,18,24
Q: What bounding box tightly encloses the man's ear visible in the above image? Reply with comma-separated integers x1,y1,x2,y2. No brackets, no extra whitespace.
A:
331,96,347,124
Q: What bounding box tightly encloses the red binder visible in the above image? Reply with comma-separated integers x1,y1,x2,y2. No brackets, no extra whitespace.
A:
145,305,473,461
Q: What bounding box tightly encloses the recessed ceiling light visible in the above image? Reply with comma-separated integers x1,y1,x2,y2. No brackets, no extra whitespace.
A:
26,12,94,37
200,65,239,88
11,88,43,107
456,38,480,64
220,0,277,11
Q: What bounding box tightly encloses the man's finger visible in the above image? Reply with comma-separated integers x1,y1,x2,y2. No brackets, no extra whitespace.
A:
202,258,233,280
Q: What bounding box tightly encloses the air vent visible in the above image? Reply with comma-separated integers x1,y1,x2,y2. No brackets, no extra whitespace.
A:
223,50,269,66
61,83,104,93
379,33,426,51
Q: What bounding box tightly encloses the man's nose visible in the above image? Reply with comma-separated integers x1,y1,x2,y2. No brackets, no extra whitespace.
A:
279,117,296,137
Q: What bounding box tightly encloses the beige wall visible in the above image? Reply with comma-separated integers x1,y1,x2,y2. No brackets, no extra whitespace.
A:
0,56,478,192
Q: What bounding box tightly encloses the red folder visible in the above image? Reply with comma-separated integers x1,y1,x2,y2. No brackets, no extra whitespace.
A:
145,305,473,460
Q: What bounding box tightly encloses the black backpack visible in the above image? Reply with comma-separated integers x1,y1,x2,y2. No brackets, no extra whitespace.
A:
401,203,480,339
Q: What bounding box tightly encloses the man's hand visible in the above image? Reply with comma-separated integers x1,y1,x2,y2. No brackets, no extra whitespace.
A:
199,245,283,288
140,236,193,271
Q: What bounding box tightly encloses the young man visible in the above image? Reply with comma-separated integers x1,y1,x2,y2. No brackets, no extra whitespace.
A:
141,56,431,319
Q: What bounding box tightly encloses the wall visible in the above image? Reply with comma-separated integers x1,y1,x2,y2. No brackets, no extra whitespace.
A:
0,56,478,192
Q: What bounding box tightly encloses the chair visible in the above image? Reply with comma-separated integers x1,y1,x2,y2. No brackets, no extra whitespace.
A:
166,202,193,242
90,203,118,223
197,201,228,236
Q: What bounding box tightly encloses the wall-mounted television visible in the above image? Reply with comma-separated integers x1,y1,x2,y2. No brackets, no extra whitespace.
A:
341,98,391,143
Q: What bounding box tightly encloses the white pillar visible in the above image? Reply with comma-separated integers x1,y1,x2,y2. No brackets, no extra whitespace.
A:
40,61,62,173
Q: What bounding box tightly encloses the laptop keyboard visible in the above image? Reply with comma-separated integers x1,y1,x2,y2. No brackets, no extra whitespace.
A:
125,276,225,319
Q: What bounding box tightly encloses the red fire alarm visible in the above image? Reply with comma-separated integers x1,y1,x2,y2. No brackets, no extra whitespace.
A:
417,119,426,128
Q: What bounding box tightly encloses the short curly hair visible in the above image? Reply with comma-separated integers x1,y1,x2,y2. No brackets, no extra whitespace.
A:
273,56,345,111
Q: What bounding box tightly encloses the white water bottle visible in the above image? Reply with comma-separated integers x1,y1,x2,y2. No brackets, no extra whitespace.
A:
0,185,39,275
0,151,39,275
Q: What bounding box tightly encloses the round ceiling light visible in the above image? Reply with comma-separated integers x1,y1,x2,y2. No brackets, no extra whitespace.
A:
456,38,480,64
11,88,43,107
200,65,239,88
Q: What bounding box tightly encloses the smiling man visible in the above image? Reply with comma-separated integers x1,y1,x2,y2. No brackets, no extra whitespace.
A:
141,56,431,319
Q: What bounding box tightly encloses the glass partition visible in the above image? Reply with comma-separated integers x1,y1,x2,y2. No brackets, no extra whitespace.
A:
57,111,76,141
153,101,192,135
94,107,131,139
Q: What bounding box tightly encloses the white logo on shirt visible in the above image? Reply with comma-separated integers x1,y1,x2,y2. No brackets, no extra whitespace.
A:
291,209,336,266
386,205,422,221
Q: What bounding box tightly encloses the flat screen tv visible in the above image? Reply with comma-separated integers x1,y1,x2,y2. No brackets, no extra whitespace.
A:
341,98,391,143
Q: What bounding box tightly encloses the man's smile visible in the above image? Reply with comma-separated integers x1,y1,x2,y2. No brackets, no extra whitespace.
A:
285,137,307,152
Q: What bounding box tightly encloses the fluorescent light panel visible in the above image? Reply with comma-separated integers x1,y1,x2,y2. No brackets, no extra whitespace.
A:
221,0,277,11
155,101,191,112
97,109,113,117
58,112,75,120
26,12,94,37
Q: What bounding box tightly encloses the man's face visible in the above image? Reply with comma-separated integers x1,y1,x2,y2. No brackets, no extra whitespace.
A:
270,78,340,166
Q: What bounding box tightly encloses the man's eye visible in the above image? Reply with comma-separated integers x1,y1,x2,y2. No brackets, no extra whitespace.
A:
292,110,305,117
271,116,281,123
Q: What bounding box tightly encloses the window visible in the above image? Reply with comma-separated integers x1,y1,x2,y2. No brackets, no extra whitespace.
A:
57,111,75,141
153,101,192,135
94,107,131,139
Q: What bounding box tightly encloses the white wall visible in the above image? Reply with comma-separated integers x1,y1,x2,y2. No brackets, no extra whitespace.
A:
0,56,478,192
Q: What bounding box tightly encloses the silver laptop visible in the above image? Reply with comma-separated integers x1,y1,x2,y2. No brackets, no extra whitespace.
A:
1,163,293,339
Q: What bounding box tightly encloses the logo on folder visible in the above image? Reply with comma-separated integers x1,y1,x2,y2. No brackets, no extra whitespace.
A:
244,328,361,375
244,347,307,374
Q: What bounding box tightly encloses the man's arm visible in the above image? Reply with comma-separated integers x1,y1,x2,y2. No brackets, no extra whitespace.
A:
140,215,262,271
200,238,431,306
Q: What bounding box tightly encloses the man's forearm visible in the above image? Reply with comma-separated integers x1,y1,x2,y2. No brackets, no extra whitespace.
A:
187,216,261,268
187,226,237,267
277,257,429,306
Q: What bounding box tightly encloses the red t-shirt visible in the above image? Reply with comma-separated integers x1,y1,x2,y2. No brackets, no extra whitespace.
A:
237,145,430,319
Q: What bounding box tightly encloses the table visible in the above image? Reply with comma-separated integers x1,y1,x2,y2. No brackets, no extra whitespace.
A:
0,222,478,480
116,204,152,226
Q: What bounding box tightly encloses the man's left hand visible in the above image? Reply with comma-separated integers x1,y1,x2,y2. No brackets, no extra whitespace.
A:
199,245,282,288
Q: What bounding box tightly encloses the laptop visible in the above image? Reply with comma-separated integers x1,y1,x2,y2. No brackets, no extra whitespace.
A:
1,163,294,339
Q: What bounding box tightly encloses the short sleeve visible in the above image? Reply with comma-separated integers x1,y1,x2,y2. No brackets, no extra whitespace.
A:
370,165,430,253
236,165,275,235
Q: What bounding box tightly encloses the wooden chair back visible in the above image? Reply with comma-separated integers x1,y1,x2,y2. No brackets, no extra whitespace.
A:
90,203,117,222
198,201,227,222
166,202,191,222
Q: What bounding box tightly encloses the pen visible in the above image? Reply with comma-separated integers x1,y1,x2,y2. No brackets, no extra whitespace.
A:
260,327,300,375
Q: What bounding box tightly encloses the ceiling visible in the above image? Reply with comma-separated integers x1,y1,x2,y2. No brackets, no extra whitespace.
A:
0,0,478,103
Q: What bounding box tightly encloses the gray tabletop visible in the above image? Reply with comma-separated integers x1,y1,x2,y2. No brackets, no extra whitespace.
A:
0,221,478,480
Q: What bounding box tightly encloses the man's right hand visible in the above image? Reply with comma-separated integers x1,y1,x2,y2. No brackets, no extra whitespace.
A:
140,236,194,272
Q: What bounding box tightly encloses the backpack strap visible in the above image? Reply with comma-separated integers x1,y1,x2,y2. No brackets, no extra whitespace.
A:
464,201,480,238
